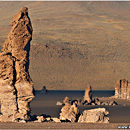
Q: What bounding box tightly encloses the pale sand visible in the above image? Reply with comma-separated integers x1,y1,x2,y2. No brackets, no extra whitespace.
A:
0,122,130,129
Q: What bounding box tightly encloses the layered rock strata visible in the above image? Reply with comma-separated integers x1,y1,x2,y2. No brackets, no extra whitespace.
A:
114,79,130,99
0,7,34,122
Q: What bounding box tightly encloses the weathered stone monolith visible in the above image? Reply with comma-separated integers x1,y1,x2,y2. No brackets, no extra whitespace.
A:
0,7,34,122
114,79,130,100
83,85,92,103
59,103,79,122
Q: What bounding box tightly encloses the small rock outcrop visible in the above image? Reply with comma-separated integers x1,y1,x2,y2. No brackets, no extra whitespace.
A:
40,86,48,94
83,85,92,103
52,117,61,123
114,79,130,99
0,7,34,122
63,96,72,105
59,103,79,122
56,101,63,106
78,108,109,123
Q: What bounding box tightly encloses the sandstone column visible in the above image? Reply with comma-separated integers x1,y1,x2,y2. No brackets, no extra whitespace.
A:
83,85,92,103
114,79,129,100
127,84,130,99
115,80,121,98
0,7,34,122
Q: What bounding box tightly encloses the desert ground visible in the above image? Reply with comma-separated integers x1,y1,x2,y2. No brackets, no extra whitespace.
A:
0,122,130,129
0,1,130,90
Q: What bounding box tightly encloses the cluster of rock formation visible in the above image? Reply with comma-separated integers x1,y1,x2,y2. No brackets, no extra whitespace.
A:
114,79,130,99
0,7,34,122
59,103,109,123
57,96,117,106
57,85,117,106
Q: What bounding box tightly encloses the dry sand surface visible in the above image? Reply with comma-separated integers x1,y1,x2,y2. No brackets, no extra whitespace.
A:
0,2,130,90
0,122,129,129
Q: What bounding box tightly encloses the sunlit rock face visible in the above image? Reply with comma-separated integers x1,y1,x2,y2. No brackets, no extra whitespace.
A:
114,79,130,100
0,7,35,122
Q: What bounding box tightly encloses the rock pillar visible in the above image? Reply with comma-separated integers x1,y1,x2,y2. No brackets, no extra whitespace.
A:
0,7,35,122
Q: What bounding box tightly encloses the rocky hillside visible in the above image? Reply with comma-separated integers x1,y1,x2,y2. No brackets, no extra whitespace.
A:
0,1,130,90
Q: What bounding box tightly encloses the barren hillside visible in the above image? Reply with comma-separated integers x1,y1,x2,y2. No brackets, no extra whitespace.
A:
0,1,130,90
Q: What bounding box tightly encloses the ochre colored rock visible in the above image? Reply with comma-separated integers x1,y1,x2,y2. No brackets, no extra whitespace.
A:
0,7,34,122
63,96,72,105
59,103,79,122
83,85,92,103
114,79,130,100
78,108,109,123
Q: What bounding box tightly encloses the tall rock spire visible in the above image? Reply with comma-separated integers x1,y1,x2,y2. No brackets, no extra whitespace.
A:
0,7,35,122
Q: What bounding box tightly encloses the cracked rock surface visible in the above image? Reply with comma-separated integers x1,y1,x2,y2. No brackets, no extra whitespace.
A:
0,7,35,122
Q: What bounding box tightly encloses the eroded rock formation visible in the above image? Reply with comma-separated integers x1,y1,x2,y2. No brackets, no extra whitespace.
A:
0,7,34,122
78,108,109,123
114,79,130,99
59,103,79,122
83,85,92,103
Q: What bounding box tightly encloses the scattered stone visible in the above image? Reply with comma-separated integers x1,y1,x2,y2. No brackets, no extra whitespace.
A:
37,116,45,122
56,101,63,106
40,86,48,94
104,101,109,106
91,103,95,105
18,120,27,123
83,101,88,106
96,101,101,105
83,85,92,103
94,97,99,103
59,103,79,122
63,96,72,105
0,7,35,122
78,108,109,123
52,118,61,123
109,101,118,106
46,117,51,122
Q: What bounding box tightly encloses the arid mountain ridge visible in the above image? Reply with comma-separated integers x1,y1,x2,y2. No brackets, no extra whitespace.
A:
0,1,130,90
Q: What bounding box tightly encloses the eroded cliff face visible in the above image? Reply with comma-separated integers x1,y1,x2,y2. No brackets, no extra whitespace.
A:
0,7,34,122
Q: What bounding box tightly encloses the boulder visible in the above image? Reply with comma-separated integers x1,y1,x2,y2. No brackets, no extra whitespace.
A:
94,97,99,103
77,99,84,106
18,119,27,123
91,102,95,105
96,101,101,105
0,7,35,122
109,101,118,106
63,96,72,105
36,116,45,122
71,99,78,105
83,85,92,103
52,118,61,123
78,108,109,123
59,103,79,122
56,101,63,106
46,117,51,122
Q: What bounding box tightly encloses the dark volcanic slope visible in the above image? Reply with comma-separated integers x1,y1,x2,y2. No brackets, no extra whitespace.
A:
0,1,130,90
